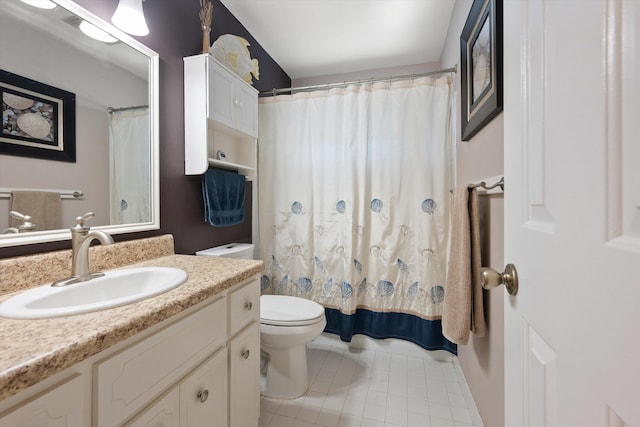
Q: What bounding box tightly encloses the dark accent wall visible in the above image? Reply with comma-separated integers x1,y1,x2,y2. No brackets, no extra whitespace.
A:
1,0,290,258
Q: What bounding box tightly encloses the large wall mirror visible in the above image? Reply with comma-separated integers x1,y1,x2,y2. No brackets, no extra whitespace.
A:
0,0,159,247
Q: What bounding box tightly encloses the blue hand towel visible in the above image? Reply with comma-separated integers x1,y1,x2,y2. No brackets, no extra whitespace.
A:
202,168,246,226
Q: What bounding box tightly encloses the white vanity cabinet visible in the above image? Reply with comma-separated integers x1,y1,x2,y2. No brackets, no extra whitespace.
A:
184,54,258,178
0,276,261,427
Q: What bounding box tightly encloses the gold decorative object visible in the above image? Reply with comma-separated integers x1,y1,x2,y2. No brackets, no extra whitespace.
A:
210,34,260,84
199,0,213,55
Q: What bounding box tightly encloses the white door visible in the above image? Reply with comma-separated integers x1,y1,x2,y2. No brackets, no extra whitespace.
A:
504,0,640,426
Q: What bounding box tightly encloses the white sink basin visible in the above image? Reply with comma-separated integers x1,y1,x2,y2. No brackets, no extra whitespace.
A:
0,267,188,319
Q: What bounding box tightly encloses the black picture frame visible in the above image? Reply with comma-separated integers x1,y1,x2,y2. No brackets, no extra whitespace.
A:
0,69,76,162
460,0,502,141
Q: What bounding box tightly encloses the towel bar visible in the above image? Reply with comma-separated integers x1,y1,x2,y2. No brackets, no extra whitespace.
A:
0,188,84,199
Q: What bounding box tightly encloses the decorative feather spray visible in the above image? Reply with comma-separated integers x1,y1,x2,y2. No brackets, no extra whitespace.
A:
199,0,213,54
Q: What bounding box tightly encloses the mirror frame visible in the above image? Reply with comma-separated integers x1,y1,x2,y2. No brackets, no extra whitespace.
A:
1,0,160,248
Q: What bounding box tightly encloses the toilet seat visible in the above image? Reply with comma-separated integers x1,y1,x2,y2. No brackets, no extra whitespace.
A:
260,295,325,326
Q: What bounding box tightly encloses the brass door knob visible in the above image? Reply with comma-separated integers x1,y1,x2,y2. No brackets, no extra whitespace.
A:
481,264,518,295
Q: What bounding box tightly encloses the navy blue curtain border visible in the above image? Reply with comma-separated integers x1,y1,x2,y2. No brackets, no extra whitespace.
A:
323,308,457,355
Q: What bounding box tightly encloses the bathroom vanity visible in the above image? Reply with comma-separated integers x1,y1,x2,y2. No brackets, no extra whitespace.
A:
0,236,263,427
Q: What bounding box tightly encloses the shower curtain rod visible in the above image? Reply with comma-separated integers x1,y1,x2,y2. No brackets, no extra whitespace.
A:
260,66,457,96
107,104,149,113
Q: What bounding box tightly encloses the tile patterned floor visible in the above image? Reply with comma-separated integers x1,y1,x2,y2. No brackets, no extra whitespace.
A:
259,334,480,427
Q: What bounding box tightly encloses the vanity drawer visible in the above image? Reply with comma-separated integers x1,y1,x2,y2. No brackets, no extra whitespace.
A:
228,278,260,337
95,297,226,427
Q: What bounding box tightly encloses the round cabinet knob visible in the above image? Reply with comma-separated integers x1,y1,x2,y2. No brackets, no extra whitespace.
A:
244,301,253,311
481,264,519,295
241,349,250,359
197,389,209,403
234,99,240,106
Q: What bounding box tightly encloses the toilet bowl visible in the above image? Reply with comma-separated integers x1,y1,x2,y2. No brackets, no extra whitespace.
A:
260,295,326,399
196,243,327,399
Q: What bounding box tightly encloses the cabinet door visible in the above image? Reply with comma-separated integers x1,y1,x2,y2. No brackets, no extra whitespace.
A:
208,60,235,129
228,279,260,337
95,298,226,427
0,375,85,427
234,81,258,137
180,349,228,427
228,325,260,427
124,388,180,427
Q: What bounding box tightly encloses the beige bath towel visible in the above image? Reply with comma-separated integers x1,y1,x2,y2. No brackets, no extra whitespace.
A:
469,188,486,337
10,191,62,231
442,186,485,345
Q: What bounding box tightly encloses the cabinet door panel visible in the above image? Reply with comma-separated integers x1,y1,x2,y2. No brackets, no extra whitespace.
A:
124,388,179,427
228,279,260,337
209,61,235,128
235,82,258,137
180,349,228,427
229,325,260,427
0,375,85,427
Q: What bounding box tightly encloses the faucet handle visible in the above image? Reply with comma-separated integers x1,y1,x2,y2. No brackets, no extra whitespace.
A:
73,212,95,230
9,210,31,222
9,211,36,232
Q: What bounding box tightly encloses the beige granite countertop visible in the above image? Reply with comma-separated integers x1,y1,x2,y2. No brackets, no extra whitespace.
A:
0,252,264,402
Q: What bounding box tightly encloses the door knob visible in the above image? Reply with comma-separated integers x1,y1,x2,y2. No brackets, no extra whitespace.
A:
481,264,518,295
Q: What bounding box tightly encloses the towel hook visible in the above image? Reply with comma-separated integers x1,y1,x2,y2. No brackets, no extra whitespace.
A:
481,264,519,295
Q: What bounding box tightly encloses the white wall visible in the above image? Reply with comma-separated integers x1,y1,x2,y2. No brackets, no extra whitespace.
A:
440,1,505,427
0,11,147,230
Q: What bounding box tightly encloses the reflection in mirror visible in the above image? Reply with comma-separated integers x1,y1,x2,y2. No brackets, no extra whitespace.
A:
0,0,159,247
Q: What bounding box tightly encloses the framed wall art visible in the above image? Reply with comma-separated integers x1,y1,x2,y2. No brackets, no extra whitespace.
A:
0,69,76,162
460,0,503,141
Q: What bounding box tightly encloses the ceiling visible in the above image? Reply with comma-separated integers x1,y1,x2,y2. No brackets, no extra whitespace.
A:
219,0,456,80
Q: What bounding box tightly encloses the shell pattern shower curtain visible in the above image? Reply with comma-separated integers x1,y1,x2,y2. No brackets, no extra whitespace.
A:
258,76,456,353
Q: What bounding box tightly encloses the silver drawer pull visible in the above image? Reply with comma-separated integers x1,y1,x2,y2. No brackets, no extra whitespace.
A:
244,301,253,311
241,349,250,359
197,389,209,403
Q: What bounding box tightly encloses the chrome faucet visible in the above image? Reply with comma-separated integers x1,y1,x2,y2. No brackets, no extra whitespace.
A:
52,212,114,287
1,211,37,234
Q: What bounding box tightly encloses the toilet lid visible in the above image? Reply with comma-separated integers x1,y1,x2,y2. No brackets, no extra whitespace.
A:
260,295,325,326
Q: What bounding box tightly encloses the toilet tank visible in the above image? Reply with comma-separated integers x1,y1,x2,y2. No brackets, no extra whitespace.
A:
196,243,255,259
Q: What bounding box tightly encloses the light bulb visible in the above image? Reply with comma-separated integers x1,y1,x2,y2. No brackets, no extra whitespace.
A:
111,0,149,36
79,20,118,43
19,0,57,9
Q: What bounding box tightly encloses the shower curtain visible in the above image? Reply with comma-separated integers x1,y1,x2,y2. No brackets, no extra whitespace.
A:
109,109,150,225
258,76,456,354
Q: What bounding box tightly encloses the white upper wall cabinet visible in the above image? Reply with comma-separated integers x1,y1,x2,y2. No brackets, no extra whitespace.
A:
184,54,258,179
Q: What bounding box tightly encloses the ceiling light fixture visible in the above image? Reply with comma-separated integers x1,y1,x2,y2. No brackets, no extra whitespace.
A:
111,0,149,36
79,20,118,43
19,0,57,9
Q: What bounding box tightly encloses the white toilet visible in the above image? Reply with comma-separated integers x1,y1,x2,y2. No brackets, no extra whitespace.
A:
196,243,327,399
